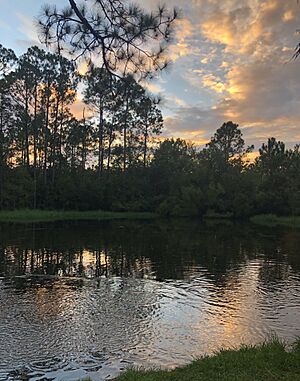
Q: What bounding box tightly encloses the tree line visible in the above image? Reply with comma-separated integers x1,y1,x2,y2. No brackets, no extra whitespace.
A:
0,44,299,217
0,44,162,210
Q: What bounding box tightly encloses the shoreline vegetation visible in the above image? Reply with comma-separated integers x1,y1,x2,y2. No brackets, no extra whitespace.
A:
250,214,300,228
0,209,157,223
0,209,299,227
114,339,300,381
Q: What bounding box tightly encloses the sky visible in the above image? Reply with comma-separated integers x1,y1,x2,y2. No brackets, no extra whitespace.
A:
0,0,300,150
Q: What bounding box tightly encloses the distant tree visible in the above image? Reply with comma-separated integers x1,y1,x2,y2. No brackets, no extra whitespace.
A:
65,114,94,171
198,122,255,216
255,138,290,214
13,48,43,168
152,138,195,197
205,122,251,164
47,54,79,181
10,48,79,183
288,145,300,215
202,121,253,173
0,44,16,76
78,113,94,172
19,47,45,207
0,44,17,208
257,137,287,177
136,95,163,167
38,0,178,79
114,75,145,170
83,66,115,175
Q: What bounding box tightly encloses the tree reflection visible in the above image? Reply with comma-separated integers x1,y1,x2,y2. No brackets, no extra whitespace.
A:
0,220,299,286
0,220,300,380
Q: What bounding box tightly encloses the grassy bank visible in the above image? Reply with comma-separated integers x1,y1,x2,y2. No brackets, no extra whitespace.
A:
251,214,300,228
115,340,300,381
0,209,157,223
2,210,300,227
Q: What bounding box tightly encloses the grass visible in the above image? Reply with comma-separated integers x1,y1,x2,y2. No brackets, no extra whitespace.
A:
203,211,234,220
114,339,300,381
251,214,300,228
2,210,300,228
0,209,157,223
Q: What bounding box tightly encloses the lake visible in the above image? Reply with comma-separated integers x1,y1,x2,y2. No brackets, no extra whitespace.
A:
0,219,300,380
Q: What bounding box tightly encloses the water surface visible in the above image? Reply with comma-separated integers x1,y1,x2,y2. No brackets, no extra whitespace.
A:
0,219,300,380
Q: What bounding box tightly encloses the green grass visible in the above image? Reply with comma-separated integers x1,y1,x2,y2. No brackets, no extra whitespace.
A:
203,211,234,220
0,209,157,223
114,339,300,381
251,214,300,228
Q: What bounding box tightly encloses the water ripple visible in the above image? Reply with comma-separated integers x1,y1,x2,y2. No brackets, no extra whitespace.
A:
1,221,300,380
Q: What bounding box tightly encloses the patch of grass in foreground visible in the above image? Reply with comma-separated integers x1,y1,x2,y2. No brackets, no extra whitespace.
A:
251,214,300,228
115,339,300,381
0,209,157,223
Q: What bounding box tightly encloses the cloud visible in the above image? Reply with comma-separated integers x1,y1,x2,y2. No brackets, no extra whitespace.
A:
152,0,300,149
166,18,195,62
16,12,40,44
219,61,300,122
142,81,164,94
201,73,226,94
163,104,223,140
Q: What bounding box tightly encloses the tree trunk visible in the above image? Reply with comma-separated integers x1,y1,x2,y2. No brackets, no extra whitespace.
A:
98,105,104,177
24,86,30,168
0,94,4,209
123,97,129,171
43,86,51,186
143,122,148,168
82,110,86,171
51,95,60,183
107,122,114,174
58,100,64,172
33,85,38,209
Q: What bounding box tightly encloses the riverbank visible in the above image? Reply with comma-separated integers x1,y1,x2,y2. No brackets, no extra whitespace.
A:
115,340,300,381
0,209,157,223
251,214,300,228
1,209,300,227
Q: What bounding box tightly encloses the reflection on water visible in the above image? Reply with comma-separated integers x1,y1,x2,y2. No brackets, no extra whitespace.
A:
0,220,300,380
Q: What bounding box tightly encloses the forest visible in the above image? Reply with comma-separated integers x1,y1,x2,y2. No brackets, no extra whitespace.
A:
0,43,299,218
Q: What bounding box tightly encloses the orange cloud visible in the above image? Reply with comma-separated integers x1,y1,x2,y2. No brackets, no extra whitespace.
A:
166,18,194,61
202,74,226,94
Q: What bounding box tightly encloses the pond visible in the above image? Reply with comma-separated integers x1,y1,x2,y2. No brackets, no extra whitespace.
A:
0,219,300,380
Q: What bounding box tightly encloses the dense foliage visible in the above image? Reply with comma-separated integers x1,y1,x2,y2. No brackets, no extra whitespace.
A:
0,44,299,217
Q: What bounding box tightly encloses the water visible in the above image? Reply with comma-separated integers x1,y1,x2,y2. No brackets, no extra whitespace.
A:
0,219,300,380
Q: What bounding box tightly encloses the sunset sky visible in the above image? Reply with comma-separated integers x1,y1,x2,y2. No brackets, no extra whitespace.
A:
0,0,299,150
